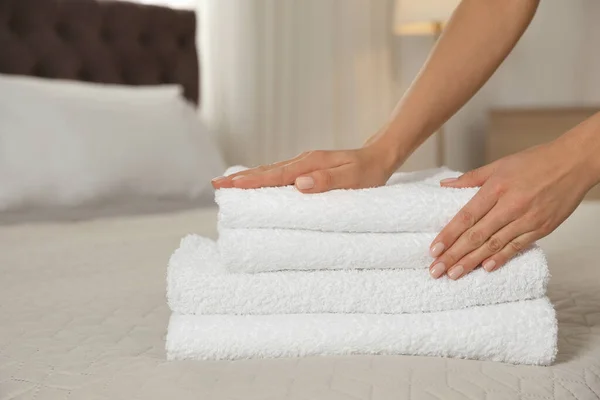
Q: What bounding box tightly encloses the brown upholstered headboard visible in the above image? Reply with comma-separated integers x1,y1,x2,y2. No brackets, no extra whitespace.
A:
0,0,199,104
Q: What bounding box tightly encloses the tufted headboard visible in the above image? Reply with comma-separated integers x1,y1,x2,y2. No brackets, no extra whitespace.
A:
0,0,199,104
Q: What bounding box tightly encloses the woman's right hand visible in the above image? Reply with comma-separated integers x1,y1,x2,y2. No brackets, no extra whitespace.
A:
211,140,400,194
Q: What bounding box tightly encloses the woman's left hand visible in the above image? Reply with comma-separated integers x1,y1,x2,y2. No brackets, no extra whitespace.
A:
428,137,599,280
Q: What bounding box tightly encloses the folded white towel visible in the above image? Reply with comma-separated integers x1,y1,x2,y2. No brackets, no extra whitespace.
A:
218,228,437,272
216,167,477,233
166,297,557,365
168,235,549,315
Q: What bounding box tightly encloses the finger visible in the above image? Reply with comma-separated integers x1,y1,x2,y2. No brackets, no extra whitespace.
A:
440,218,533,280
232,151,342,189
440,163,495,188
295,164,357,193
212,153,311,189
212,166,270,189
429,205,517,279
481,230,541,273
429,186,498,260
232,152,310,179
214,151,312,189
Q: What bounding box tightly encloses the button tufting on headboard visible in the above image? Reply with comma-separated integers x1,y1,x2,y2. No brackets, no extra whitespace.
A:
0,0,199,104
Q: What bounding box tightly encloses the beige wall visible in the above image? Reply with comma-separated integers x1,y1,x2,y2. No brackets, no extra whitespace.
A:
399,0,600,172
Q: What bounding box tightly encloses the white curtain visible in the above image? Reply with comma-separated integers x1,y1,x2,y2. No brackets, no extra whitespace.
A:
198,0,398,167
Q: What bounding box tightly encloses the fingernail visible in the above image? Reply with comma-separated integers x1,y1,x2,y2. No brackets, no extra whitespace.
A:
440,178,457,185
295,176,314,190
483,260,496,272
232,176,244,181
430,262,446,279
430,242,445,258
447,265,464,280
211,176,225,182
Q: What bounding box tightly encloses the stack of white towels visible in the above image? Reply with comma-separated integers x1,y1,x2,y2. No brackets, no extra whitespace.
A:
166,167,557,365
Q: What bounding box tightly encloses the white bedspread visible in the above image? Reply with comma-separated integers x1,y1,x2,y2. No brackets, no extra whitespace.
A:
1,203,599,400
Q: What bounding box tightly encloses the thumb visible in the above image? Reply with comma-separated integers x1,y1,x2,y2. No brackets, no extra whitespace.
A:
441,164,495,188
295,165,355,193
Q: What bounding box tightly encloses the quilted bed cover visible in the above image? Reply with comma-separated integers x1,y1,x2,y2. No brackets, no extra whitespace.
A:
1,204,599,400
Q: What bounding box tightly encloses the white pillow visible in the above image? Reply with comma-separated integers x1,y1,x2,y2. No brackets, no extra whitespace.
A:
0,74,225,212
0,73,183,101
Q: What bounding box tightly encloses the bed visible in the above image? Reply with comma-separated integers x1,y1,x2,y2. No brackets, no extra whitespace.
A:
1,1,600,399
0,204,599,400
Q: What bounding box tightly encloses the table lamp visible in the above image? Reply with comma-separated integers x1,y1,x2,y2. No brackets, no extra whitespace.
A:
394,0,460,167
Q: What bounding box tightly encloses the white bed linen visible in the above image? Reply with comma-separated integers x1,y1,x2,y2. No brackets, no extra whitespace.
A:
0,203,599,400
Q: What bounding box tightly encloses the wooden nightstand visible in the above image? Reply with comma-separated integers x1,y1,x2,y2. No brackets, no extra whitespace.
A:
486,107,600,200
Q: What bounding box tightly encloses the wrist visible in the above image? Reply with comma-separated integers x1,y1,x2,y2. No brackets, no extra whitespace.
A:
579,121,600,187
363,130,411,176
587,143,600,187
556,114,600,188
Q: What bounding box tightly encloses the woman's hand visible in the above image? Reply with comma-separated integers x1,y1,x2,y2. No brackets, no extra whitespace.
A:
211,141,399,193
211,0,543,195
429,132,600,280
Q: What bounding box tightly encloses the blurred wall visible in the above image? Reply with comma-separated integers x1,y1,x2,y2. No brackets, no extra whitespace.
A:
400,0,600,172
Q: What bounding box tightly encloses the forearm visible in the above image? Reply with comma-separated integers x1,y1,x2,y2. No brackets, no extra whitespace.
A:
371,0,539,172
